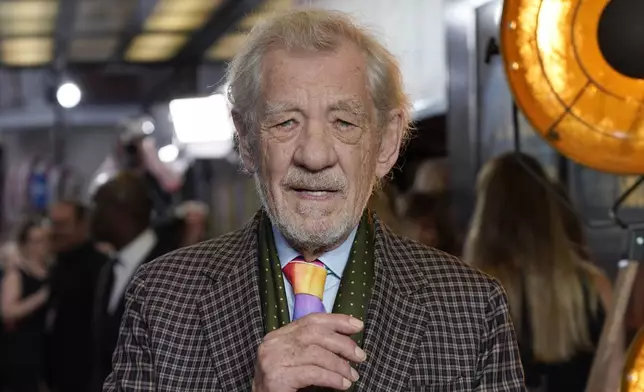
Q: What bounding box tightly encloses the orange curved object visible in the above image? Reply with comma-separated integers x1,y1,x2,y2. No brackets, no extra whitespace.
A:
501,0,644,174
623,328,644,391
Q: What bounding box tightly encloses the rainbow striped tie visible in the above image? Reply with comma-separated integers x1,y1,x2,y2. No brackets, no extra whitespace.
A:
282,257,328,320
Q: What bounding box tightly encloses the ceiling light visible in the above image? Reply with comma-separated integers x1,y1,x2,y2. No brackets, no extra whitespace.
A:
0,19,55,36
169,94,234,144
0,1,58,20
158,144,179,163
142,120,155,134
1,37,53,66
125,33,188,61
144,12,208,32
56,82,82,109
154,0,222,15
207,33,248,61
238,13,266,30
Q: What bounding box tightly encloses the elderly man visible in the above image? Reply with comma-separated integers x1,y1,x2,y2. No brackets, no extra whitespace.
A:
91,172,176,391
104,9,525,391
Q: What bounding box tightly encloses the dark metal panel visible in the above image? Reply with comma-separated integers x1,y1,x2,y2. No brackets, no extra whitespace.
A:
113,0,158,62
172,0,262,64
54,0,80,66
135,0,262,105
446,0,480,229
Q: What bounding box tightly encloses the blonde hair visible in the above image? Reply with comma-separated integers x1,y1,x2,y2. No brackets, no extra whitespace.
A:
226,9,411,143
464,153,600,363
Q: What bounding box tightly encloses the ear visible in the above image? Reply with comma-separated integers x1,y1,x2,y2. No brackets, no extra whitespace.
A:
375,109,404,179
232,110,258,173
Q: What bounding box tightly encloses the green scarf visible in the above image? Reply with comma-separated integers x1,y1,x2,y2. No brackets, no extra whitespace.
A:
258,211,375,389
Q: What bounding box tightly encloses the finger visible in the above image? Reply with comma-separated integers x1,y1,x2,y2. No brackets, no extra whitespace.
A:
289,365,353,390
297,327,367,363
298,313,364,335
266,313,363,341
293,345,359,382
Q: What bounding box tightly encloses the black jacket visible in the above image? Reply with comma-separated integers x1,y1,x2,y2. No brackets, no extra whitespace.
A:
48,241,108,392
90,236,175,392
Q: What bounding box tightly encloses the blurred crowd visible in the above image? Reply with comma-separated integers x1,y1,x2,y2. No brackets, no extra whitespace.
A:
371,153,615,391
0,171,207,392
0,151,637,391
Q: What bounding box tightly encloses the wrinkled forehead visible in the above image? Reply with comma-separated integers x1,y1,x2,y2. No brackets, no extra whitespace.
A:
259,42,372,111
264,98,369,118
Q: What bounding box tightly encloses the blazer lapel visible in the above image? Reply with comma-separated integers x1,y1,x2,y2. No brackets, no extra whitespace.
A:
354,217,429,392
197,214,264,390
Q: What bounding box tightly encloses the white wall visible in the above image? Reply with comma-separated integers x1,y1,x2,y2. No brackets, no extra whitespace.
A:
296,0,447,118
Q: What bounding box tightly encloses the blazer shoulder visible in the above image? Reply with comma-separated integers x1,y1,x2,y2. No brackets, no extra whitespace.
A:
135,226,254,290
385,229,500,294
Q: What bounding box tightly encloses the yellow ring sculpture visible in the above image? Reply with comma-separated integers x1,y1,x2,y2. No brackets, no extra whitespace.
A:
500,0,644,174
501,0,644,388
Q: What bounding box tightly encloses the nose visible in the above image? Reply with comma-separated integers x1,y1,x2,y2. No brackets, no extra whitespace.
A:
292,119,338,172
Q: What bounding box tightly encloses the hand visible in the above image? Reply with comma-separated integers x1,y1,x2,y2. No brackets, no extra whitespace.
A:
37,286,50,303
252,313,366,392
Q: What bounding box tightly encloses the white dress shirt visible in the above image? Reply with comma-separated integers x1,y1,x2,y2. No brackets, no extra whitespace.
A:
107,229,157,314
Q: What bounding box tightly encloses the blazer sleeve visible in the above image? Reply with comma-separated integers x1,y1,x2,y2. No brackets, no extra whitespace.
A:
475,280,527,391
103,266,155,391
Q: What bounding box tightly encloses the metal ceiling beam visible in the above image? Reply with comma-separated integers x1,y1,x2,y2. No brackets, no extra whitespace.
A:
53,0,80,68
172,0,262,64
139,0,262,106
113,0,158,62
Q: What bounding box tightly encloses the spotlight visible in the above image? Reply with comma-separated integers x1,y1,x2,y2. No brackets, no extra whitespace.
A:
56,82,82,109
141,120,155,134
158,144,179,163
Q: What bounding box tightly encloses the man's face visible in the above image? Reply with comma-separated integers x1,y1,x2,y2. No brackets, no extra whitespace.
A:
49,204,85,252
240,41,402,253
90,191,115,244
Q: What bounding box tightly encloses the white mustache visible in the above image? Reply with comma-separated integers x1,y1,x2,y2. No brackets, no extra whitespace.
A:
282,170,347,192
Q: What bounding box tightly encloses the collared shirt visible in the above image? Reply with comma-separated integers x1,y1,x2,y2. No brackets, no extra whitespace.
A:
273,226,358,321
108,229,157,314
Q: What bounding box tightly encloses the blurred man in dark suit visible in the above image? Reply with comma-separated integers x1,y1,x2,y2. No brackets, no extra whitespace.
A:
89,172,175,391
47,201,108,392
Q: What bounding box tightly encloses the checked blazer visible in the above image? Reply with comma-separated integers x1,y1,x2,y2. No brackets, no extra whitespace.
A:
103,212,526,391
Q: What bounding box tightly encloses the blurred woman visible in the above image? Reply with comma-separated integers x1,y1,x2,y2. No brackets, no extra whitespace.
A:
464,153,611,392
1,219,51,392
552,182,592,261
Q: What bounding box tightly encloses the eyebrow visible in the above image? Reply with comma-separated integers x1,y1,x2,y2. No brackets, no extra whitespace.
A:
264,101,298,117
263,99,367,119
329,99,367,119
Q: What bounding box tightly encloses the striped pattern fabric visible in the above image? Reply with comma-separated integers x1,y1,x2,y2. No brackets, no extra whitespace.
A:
103,211,526,391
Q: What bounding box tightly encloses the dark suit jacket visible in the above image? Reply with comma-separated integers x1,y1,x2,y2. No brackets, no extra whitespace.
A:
103,213,526,391
48,241,108,392
91,236,175,392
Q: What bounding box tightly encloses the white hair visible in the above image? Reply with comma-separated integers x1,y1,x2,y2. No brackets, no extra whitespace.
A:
226,8,411,145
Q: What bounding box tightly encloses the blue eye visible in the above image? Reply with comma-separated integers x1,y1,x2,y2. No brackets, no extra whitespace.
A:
335,119,355,128
276,119,296,128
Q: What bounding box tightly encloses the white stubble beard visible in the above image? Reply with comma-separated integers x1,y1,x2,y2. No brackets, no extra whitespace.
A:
254,173,361,254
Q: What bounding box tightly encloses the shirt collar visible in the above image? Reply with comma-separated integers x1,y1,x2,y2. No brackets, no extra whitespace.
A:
272,226,358,278
118,228,157,269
